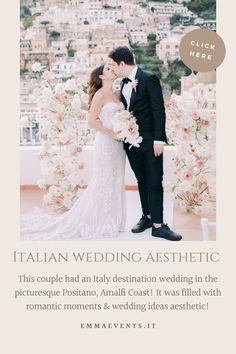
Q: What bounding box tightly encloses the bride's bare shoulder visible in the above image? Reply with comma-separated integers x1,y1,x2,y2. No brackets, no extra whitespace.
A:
92,89,105,104
93,88,104,99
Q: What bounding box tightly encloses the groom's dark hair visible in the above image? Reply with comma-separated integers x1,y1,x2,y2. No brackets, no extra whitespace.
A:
109,47,135,65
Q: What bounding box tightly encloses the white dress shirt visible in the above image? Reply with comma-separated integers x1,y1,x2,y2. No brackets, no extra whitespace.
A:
122,66,164,145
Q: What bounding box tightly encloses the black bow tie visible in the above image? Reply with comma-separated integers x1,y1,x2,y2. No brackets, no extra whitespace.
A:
122,77,132,84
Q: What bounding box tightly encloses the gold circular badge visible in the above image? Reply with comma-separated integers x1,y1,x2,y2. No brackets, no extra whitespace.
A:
179,29,226,72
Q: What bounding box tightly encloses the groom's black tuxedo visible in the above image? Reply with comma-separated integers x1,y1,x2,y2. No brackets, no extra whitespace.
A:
120,67,168,151
121,67,167,224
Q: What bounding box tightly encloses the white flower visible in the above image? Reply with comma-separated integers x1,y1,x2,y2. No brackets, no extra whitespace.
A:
71,95,81,111
37,179,47,190
42,87,53,98
49,186,61,195
41,142,51,152
63,197,73,209
63,191,73,200
42,70,52,81
130,79,138,92
179,180,192,191
81,92,88,102
43,193,51,205
19,116,29,128
162,181,173,192
33,87,42,97
65,79,76,91
32,62,42,72
55,83,65,94
53,102,65,114
185,154,195,166
112,109,142,147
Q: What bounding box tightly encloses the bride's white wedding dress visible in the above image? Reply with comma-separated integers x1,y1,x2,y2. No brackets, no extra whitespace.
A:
21,101,126,240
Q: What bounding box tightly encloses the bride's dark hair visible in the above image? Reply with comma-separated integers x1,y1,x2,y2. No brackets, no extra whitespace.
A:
88,65,104,109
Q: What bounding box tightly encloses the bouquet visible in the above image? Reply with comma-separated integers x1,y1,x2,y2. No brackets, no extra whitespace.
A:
112,109,143,148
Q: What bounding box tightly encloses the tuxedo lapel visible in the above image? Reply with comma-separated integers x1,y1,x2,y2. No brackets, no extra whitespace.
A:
129,67,143,112
120,81,128,109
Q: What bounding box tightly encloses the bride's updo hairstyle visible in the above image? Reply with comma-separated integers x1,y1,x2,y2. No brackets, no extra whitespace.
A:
88,64,104,109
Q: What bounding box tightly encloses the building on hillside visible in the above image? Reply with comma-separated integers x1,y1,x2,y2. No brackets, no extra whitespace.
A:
129,26,148,45
148,2,192,17
155,15,170,31
156,36,180,61
20,39,32,52
69,38,89,51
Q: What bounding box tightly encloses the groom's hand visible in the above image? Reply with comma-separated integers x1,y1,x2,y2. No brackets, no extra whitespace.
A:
153,143,164,157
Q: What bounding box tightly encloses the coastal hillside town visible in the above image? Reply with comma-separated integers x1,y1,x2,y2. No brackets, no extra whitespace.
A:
20,0,216,145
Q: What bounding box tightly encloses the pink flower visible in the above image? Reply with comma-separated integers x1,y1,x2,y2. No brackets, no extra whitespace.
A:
211,112,216,120
56,113,65,122
192,112,199,120
195,158,205,169
201,119,210,126
53,197,63,207
174,157,180,166
199,175,207,185
182,133,189,141
63,94,69,101
192,192,200,200
38,152,46,160
183,171,193,181
58,171,65,178
78,111,86,121
78,180,86,189
175,123,181,130
55,94,61,100
128,122,138,134
58,140,70,146
76,83,83,91
182,126,190,134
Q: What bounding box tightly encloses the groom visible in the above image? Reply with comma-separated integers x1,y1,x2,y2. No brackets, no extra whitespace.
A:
109,47,182,241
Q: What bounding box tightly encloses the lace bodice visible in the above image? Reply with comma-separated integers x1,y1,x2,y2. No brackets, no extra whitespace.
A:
99,101,124,129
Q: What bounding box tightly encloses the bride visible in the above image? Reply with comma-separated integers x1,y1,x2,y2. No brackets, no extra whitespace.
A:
21,63,126,240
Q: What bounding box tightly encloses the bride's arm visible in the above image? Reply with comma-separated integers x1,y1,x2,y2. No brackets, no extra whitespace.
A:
88,91,117,139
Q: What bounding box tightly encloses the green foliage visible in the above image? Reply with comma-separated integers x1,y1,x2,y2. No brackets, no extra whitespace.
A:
84,20,90,25
147,33,156,41
148,0,171,2
40,21,50,26
20,6,31,19
164,72,180,92
132,33,159,58
20,68,29,76
170,13,185,26
68,49,77,57
132,43,164,79
139,2,148,7
147,0,216,20
163,59,192,94
50,31,60,38
23,13,41,29
186,0,216,19
116,19,124,24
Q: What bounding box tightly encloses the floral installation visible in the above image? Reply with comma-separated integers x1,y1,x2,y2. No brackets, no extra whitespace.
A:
164,84,216,215
31,63,93,212
112,109,143,148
